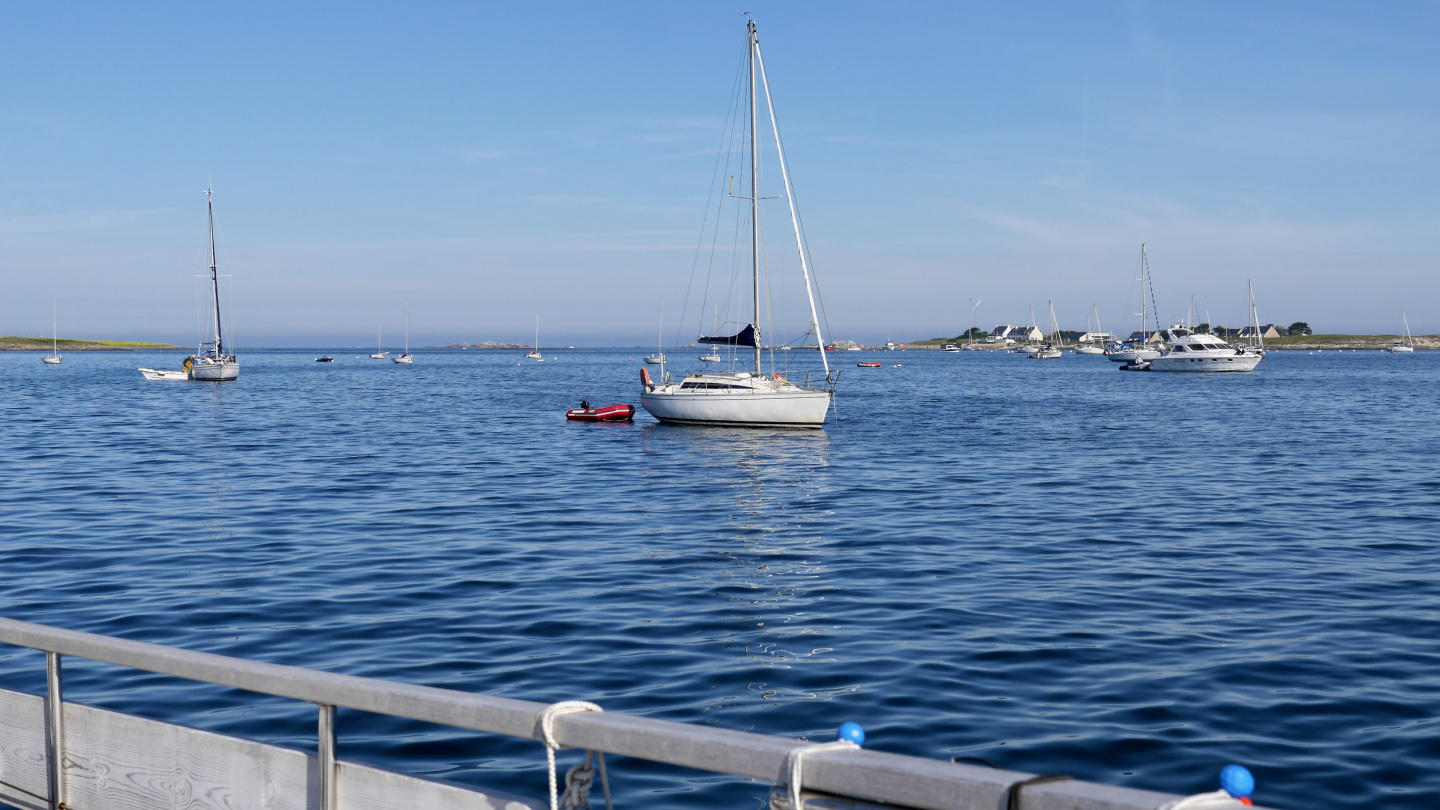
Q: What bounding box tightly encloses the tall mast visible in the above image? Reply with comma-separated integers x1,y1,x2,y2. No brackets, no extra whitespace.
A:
1139,243,1147,341
755,28,829,375
206,189,224,356
748,20,762,373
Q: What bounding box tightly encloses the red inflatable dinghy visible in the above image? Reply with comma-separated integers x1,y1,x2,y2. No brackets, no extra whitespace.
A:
566,404,636,422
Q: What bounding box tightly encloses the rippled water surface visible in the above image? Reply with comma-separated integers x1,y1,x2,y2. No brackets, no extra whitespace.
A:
2,348,1438,809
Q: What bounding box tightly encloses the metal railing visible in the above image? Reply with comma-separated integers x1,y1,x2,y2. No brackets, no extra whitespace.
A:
0,617,1269,810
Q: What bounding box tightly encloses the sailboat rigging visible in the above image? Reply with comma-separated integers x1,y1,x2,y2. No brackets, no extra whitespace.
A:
525,317,543,360
189,189,240,381
640,19,837,428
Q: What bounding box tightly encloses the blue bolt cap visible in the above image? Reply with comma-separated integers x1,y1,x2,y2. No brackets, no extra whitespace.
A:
837,722,865,745
1219,764,1254,798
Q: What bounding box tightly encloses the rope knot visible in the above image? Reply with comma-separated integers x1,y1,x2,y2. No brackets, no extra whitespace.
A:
540,701,611,810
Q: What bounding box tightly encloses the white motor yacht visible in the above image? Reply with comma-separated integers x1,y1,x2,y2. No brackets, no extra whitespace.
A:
1147,327,1262,372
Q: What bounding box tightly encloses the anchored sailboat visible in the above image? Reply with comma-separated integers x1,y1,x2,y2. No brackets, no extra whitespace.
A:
1029,297,1063,359
393,304,413,364
371,318,388,359
525,316,543,360
42,302,61,364
1106,243,1163,363
1076,304,1105,354
1390,310,1415,353
644,302,666,365
640,19,837,428
189,189,239,381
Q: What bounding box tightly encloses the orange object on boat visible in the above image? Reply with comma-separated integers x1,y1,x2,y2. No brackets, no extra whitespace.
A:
566,404,636,422
857,362,882,367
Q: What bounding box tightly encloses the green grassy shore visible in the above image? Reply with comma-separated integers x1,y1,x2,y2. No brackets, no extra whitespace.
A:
0,336,185,351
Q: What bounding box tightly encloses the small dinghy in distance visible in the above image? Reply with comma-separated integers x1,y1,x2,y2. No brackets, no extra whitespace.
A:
857,362,882,367
566,403,636,422
139,368,190,381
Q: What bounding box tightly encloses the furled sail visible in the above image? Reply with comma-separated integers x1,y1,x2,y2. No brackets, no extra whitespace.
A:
699,323,759,347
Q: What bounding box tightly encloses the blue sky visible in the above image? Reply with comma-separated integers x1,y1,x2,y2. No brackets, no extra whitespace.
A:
2,2,1436,345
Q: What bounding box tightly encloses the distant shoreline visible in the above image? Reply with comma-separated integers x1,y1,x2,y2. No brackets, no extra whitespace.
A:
902,334,1436,351
0,336,186,351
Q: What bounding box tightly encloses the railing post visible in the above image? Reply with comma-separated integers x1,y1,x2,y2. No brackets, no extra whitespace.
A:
45,652,64,810
318,704,336,810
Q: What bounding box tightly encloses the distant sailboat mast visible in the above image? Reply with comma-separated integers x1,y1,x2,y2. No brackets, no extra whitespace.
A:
206,189,224,358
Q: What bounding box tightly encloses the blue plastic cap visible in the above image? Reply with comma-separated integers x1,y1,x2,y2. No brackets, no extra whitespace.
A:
1219,764,1255,798
837,722,865,746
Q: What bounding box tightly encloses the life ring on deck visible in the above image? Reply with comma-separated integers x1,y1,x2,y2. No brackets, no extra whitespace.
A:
640,367,652,389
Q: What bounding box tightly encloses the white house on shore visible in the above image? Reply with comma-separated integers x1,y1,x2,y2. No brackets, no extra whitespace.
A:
989,324,1045,342
1075,331,1115,344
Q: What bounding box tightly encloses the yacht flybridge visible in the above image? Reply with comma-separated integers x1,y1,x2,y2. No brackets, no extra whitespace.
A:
190,189,239,381
1147,327,1263,372
640,20,837,429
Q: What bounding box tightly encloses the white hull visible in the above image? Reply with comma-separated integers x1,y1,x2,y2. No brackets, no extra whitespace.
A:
43,356,62,364
699,354,722,363
1074,347,1105,355
1390,345,1414,353
1029,348,1062,359
393,354,413,364
190,359,240,381
371,352,388,359
1107,347,1162,362
642,379,831,428
138,368,189,381
1149,352,1262,372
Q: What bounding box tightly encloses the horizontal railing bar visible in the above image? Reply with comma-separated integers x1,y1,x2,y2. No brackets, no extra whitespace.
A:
0,617,1270,810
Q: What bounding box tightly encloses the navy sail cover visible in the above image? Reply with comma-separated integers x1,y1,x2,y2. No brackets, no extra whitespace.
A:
699,323,759,347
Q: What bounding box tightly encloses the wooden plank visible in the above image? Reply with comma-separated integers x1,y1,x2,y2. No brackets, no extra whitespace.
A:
52,700,541,810
0,688,47,810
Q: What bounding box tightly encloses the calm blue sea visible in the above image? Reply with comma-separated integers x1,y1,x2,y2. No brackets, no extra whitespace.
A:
2,348,1438,809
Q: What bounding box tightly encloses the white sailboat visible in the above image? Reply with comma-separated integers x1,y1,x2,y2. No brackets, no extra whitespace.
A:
1076,304,1106,354
1028,297,1063,359
1244,280,1267,357
393,304,413,363
189,189,240,381
525,316,543,360
640,19,837,429
370,318,388,359
699,306,722,362
1106,243,1163,363
644,302,666,365
42,302,61,364
1390,310,1415,353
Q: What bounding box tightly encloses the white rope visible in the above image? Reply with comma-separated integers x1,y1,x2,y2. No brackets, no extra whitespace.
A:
540,701,612,810
1157,789,1247,810
784,739,857,810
